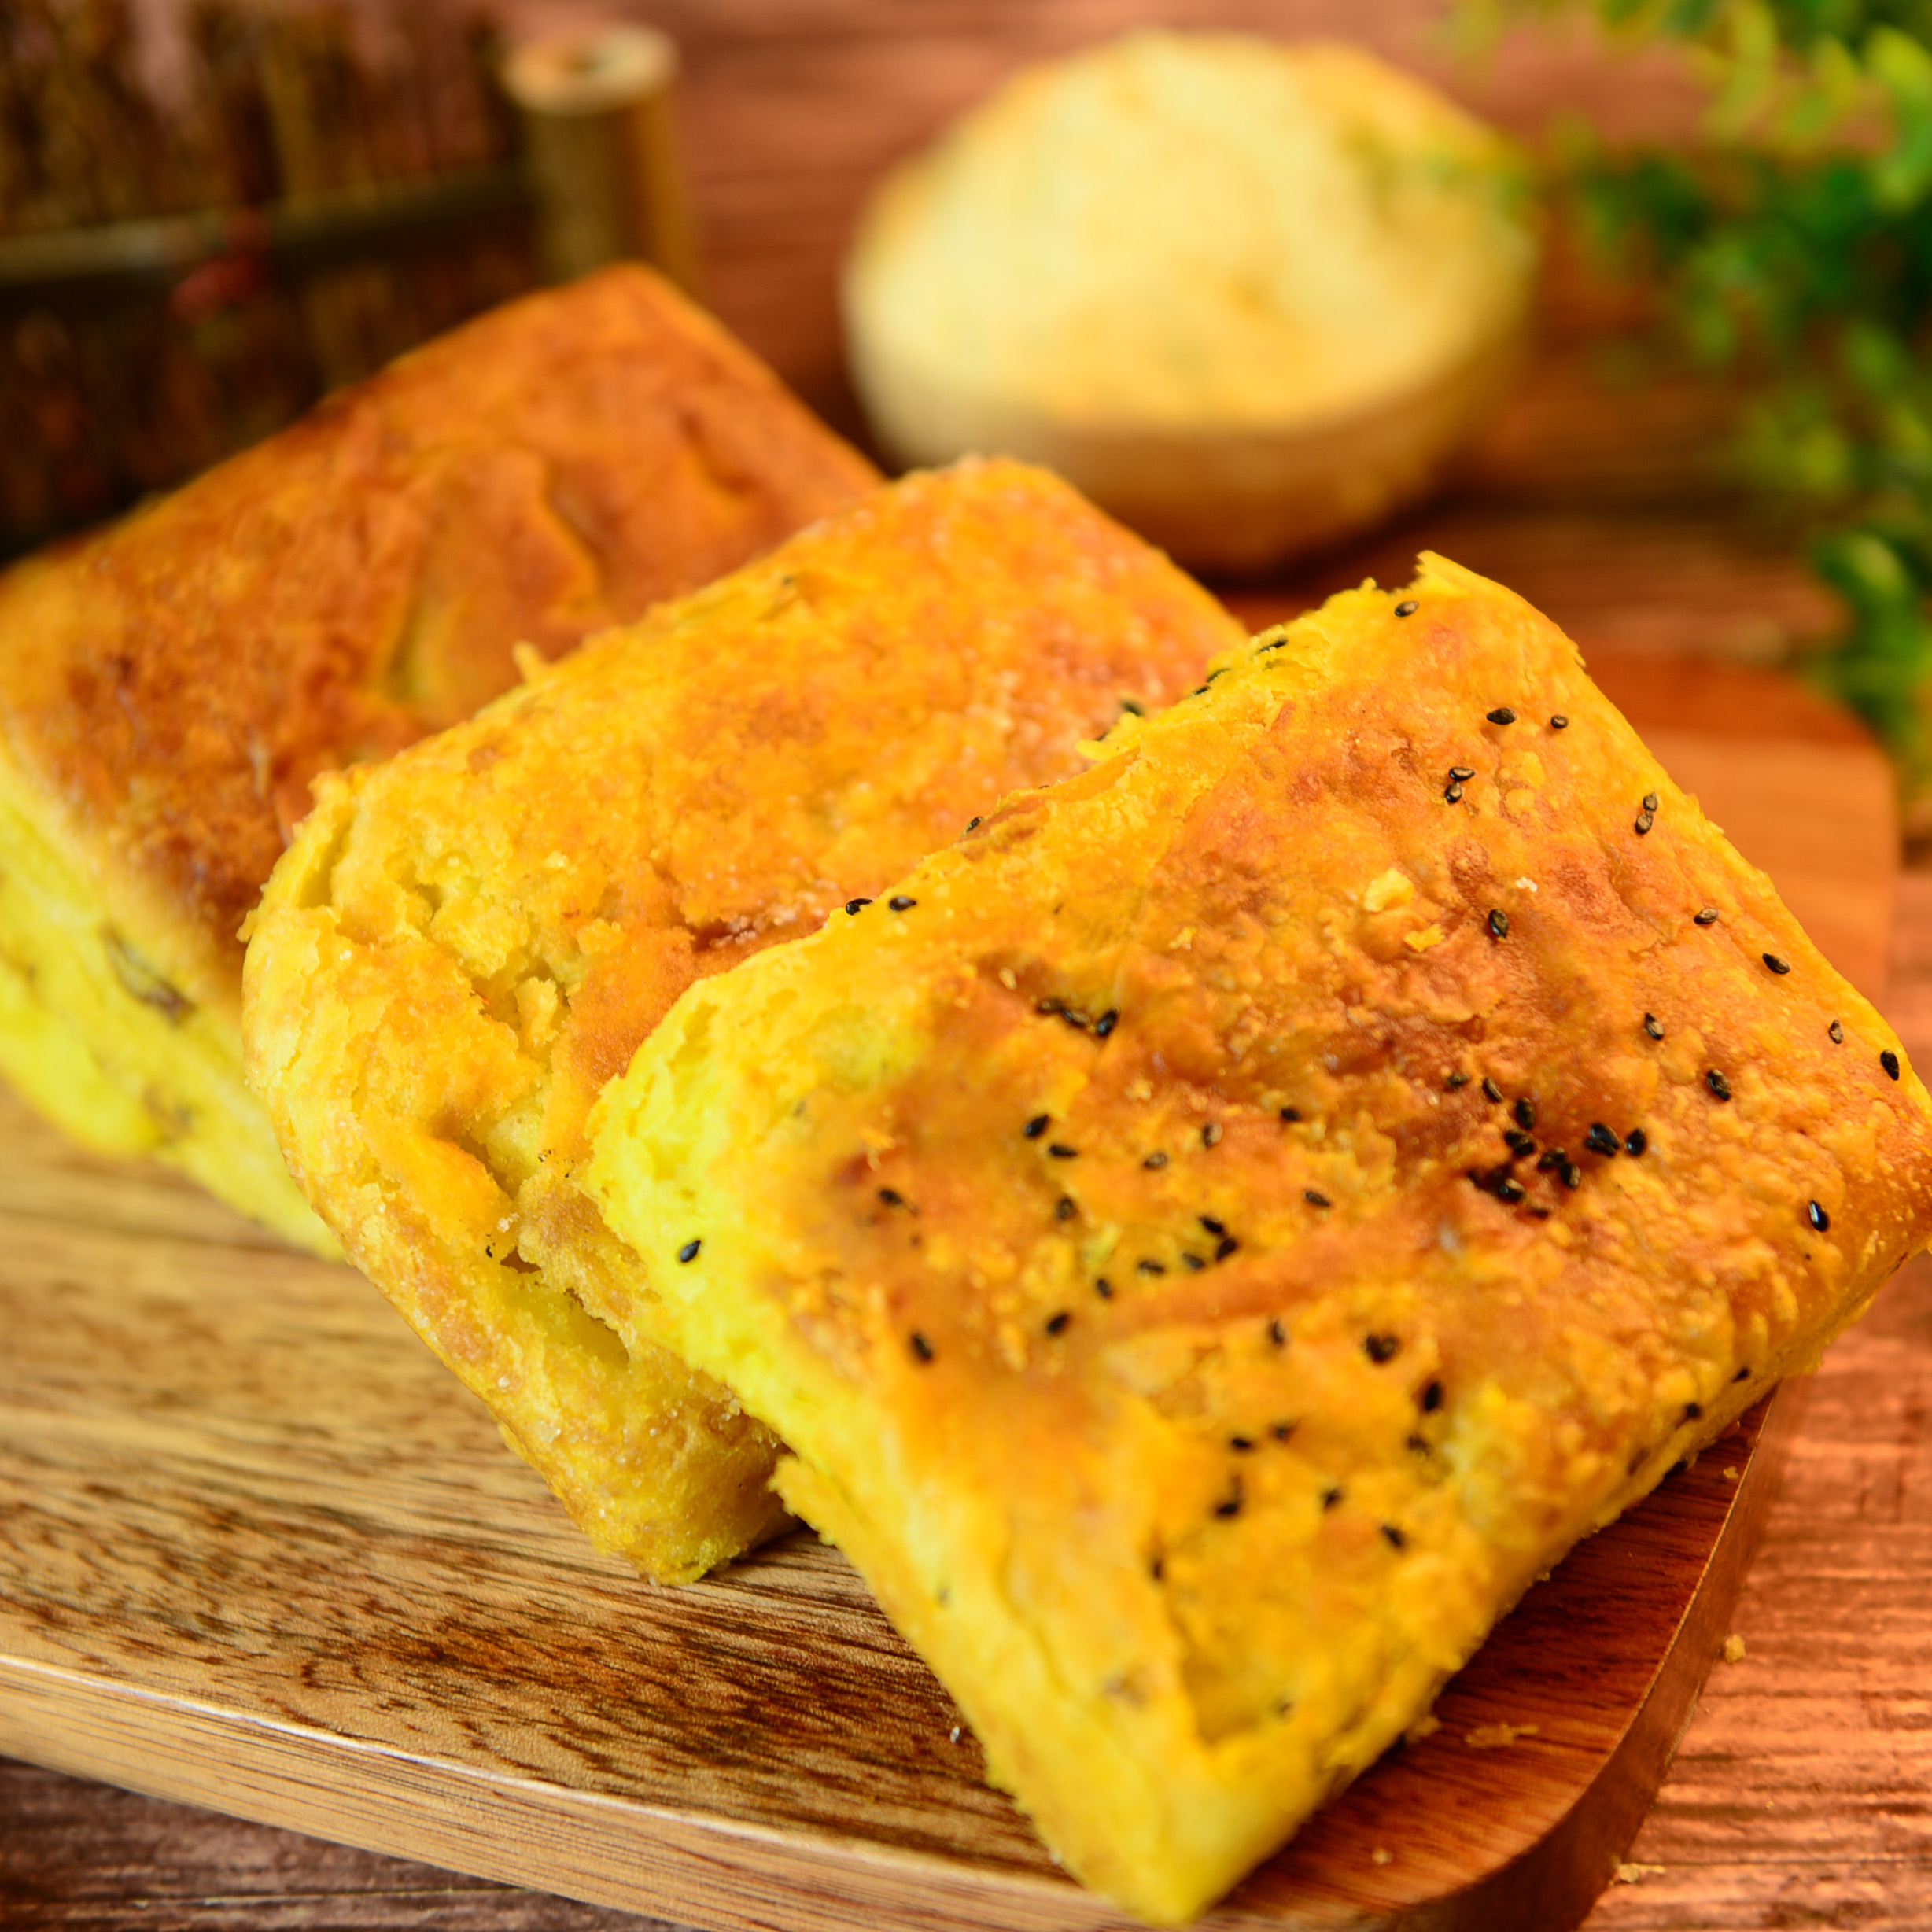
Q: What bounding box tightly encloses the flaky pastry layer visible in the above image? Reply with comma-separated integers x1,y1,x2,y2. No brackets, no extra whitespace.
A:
244,460,1237,1578
586,555,1932,1921
0,264,874,1245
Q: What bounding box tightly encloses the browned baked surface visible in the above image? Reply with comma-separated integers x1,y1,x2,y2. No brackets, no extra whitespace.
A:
243,459,1241,1578
585,553,1932,1921
1,263,877,1019
0,264,876,1246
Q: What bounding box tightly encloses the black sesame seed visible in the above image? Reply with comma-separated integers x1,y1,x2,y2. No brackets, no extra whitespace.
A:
1421,1380,1444,1412
1048,1144,1078,1159
910,1332,935,1362
1215,1478,1244,1519
1488,707,1517,725
1056,1196,1075,1222
1706,1070,1731,1101
1280,1105,1303,1121
1830,1019,1845,1043
1143,1151,1169,1170
1120,699,1145,717
889,895,916,911
677,1239,702,1263
1381,1524,1407,1550
1550,714,1569,729
1734,1364,1752,1382
1036,997,1064,1016
1695,908,1720,926
879,1187,904,1208
1138,1259,1166,1276
1488,909,1510,939
1444,782,1464,804
1449,765,1476,782
1395,599,1419,617
1505,1130,1536,1157
1023,1115,1049,1138
1150,1556,1163,1580
1481,1076,1503,1103
1447,1072,1471,1090
1644,1013,1665,1041
1305,1189,1332,1208
1269,1318,1287,1347
1808,1200,1830,1232
844,898,872,915
1560,1161,1582,1189
1199,1215,1226,1236
1366,1333,1401,1363
1094,1009,1119,1038
1322,1486,1344,1510
1045,1311,1071,1336
1643,792,1659,813
1584,1123,1620,1157
1495,1178,1526,1204
1216,1235,1240,1260
1538,1149,1566,1171
1095,1278,1114,1299
1764,953,1790,975
1514,1097,1536,1131
1625,1129,1647,1157
1230,1434,1255,1452
1182,1253,1206,1272
1683,1402,1702,1421
1634,810,1654,835
1273,1421,1296,1441
966,817,982,831
1882,1049,1901,1082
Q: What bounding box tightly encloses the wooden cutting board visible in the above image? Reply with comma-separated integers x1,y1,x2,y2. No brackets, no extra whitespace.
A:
0,681,1898,1932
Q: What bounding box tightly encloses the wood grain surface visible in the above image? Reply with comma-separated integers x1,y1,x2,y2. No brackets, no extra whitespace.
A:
0,710,1903,1932
9,1,1932,1926
0,669,1901,1932
0,972,1804,1932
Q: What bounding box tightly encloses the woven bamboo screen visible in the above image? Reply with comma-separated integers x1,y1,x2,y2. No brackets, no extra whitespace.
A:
0,0,542,552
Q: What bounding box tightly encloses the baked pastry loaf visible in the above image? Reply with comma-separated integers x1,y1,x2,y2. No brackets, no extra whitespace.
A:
242,459,1239,1580
0,263,876,1249
585,554,1932,1922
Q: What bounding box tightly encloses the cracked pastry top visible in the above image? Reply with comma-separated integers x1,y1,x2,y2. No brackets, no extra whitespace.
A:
584,554,1932,1923
0,263,876,1246
242,458,1239,1580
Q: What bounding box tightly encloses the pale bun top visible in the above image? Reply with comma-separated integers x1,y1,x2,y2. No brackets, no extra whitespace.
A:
846,31,1536,434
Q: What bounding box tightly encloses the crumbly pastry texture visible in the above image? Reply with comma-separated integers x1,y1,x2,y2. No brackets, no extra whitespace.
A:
0,264,876,1248
586,555,1932,1923
243,459,1238,1581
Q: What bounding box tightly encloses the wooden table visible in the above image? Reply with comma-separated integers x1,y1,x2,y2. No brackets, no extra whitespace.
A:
7,2,1931,1926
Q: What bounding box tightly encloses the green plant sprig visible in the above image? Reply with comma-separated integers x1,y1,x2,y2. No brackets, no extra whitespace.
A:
1485,0,1932,814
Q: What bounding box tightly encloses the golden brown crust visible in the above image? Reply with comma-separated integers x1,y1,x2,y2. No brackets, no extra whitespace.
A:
0,264,876,1019
585,553,1932,1922
243,459,1241,1577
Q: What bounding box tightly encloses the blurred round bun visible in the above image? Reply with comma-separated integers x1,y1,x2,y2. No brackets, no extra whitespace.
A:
844,32,1537,575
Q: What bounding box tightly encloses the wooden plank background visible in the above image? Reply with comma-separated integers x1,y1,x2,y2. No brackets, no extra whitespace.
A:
8,0,1932,1926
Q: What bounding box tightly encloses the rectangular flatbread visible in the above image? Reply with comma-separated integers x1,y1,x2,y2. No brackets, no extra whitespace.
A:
0,264,875,1248
242,459,1239,1580
585,555,1932,1921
